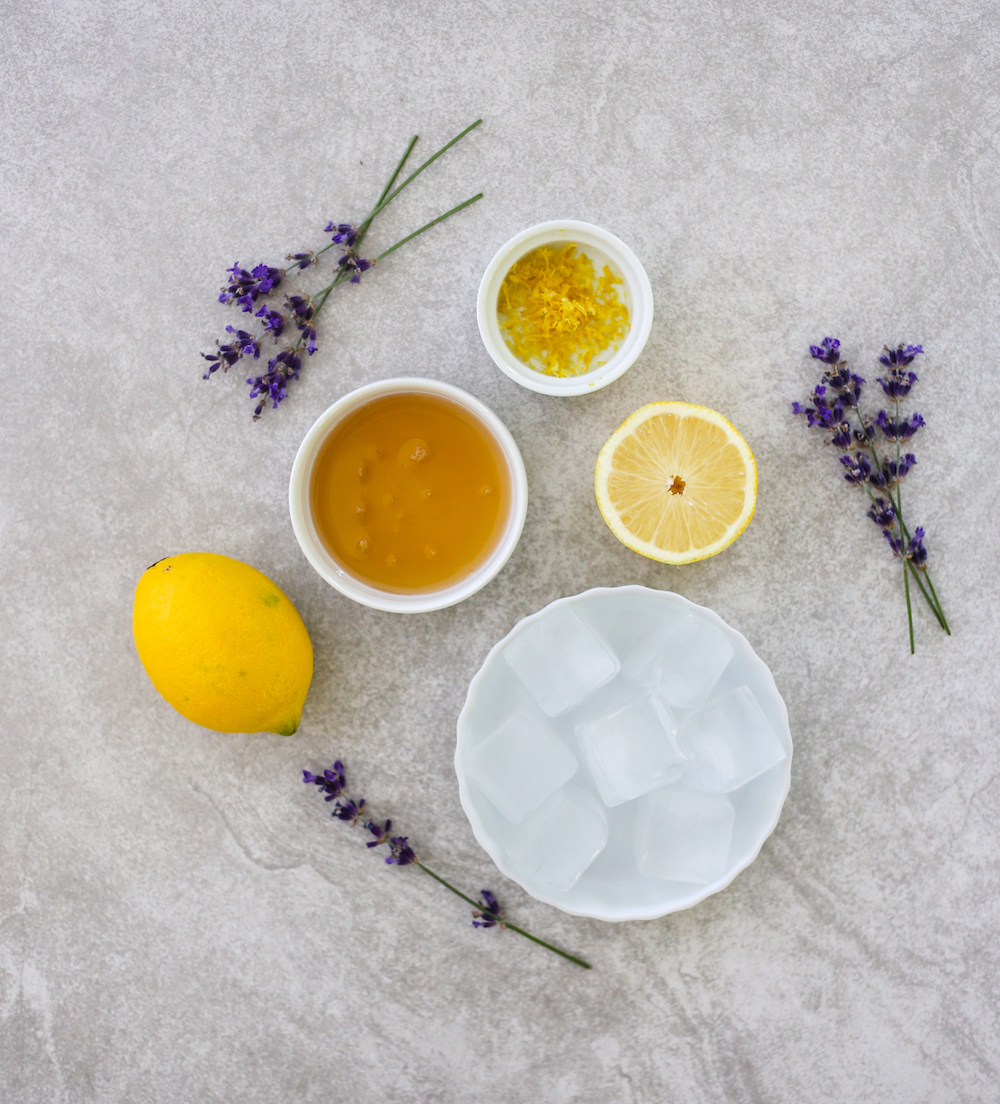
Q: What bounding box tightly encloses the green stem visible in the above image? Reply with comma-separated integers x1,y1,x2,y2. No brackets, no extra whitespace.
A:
314,133,419,261
416,863,591,970
903,549,915,654
375,193,484,261
367,119,482,223
897,464,915,654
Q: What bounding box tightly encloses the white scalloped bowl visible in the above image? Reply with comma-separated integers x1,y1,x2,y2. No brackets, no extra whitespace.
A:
455,587,792,921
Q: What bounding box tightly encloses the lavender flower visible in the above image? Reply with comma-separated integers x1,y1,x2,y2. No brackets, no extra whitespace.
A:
810,337,841,364
907,527,928,569
792,384,844,429
338,251,375,284
879,343,923,368
884,530,905,557
827,422,854,450
246,347,302,418
219,263,283,311
287,295,318,355
885,453,917,483
840,453,872,485
302,758,590,968
255,306,287,338
287,251,317,271
386,836,417,866
793,338,949,652
365,818,392,848
875,410,925,442
201,340,243,377
326,222,359,247
472,890,503,929
333,798,366,824
302,761,346,801
867,497,896,529
225,326,261,359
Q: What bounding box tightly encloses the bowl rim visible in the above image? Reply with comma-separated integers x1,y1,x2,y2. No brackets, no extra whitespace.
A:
288,377,528,613
454,585,793,921
476,220,654,396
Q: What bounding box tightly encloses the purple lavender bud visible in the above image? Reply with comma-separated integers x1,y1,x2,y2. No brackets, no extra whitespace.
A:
365,819,392,848
287,295,315,321
287,251,316,270
867,497,896,529
298,322,318,355
883,530,905,557
386,837,417,866
907,528,928,568
827,422,854,449
302,761,346,800
885,453,916,482
879,343,923,369
337,251,376,284
224,325,261,360
810,337,841,364
472,890,503,928
255,307,287,339
840,453,872,485
219,262,284,312
876,370,918,400
875,410,925,442
333,798,366,824
326,222,359,247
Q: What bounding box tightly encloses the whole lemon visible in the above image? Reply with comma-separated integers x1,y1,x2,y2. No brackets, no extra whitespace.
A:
133,552,313,735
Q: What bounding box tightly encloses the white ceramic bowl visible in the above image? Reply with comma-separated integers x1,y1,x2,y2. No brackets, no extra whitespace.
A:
455,586,793,921
476,220,654,396
288,378,528,613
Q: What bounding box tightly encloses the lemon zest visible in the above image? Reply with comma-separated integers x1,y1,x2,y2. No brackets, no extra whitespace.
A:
497,244,630,377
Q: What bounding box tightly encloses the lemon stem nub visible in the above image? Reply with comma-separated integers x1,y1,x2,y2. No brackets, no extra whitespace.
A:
669,475,686,496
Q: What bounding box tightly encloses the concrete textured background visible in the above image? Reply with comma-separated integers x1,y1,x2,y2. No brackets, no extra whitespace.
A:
3,1,999,1100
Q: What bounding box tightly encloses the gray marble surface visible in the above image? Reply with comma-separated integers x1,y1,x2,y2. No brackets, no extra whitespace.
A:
3,1,999,1100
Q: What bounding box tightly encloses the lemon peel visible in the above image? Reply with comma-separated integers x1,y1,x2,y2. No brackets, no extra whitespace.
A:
133,552,313,735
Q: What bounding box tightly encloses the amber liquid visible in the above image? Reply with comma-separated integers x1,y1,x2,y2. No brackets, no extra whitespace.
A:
310,391,511,592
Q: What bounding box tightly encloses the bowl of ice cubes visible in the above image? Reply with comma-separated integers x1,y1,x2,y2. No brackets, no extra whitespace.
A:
455,586,792,921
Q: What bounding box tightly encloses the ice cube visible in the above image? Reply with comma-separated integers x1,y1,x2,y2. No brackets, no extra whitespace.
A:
634,788,735,883
503,607,620,716
680,685,787,793
507,784,608,891
575,692,688,806
465,710,578,823
630,612,734,708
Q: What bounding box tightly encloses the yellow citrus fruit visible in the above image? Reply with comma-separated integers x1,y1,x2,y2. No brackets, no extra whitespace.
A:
595,402,757,564
133,552,313,735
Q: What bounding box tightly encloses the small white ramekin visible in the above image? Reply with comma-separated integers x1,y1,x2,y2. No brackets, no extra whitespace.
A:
477,220,654,396
288,378,528,614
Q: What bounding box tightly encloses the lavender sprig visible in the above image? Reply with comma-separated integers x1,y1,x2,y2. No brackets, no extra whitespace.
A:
303,761,590,970
203,120,484,419
793,339,950,652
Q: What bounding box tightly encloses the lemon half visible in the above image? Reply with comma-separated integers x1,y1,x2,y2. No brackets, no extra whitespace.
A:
133,552,313,735
595,402,757,564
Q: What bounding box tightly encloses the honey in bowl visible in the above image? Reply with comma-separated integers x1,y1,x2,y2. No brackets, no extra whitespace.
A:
310,391,512,593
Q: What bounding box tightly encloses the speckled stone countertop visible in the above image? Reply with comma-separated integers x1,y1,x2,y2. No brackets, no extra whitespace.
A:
3,2,999,1101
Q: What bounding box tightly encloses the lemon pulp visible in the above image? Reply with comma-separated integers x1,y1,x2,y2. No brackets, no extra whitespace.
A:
595,402,757,564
